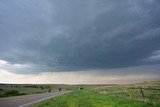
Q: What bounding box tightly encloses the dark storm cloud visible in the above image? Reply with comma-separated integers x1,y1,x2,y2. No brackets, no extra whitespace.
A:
0,0,160,72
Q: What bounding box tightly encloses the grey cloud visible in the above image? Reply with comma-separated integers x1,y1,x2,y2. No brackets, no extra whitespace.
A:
0,0,160,73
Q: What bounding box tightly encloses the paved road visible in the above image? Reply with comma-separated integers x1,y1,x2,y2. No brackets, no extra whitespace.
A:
0,91,70,107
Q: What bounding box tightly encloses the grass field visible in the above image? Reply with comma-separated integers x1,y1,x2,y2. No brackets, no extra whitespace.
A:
33,81,160,107
0,84,75,97
95,81,160,104
1,81,159,107
33,89,160,107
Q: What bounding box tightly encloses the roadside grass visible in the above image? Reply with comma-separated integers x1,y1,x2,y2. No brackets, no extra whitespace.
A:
95,81,160,104
0,84,76,98
33,89,160,107
0,84,52,98
0,90,26,97
0,87,48,98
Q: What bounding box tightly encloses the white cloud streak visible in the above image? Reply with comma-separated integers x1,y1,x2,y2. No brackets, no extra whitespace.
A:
0,60,30,72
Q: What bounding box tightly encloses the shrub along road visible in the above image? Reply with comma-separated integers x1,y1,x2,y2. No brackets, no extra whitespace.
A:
0,91,70,107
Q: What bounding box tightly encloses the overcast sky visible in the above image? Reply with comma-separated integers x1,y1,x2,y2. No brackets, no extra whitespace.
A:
0,0,160,84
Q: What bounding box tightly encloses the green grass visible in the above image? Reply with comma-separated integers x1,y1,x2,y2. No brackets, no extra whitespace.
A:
33,89,160,107
0,90,26,97
95,81,160,104
0,85,48,97
0,84,77,98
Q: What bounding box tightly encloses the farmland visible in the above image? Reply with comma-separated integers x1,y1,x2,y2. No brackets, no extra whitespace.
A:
33,81,160,107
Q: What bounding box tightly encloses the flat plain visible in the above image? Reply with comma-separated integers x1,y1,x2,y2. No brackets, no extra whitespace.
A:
33,81,160,107
0,81,160,107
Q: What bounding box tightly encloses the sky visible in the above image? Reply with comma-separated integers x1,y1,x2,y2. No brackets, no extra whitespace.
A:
0,0,160,84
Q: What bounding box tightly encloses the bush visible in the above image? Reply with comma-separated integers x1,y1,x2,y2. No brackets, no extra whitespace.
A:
5,90,19,95
80,87,83,90
48,88,52,93
4,90,26,96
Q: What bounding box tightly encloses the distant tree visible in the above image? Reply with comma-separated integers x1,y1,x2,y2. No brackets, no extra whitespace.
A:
40,86,44,90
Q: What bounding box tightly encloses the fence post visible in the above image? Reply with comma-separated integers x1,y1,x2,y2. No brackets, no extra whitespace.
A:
139,87,147,103
140,87,145,99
